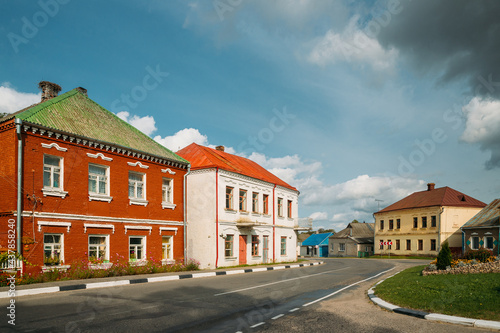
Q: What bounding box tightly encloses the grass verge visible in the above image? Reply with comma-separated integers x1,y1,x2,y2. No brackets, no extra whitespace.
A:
375,265,500,321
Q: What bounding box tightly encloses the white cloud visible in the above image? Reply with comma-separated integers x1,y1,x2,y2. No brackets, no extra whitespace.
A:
307,16,398,71
0,83,40,114
309,211,328,221
116,111,157,136
461,97,500,169
154,128,209,151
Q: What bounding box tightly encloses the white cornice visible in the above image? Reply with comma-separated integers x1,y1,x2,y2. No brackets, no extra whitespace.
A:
159,227,178,235
41,142,68,152
128,161,149,169
38,221,71,232
84,223,115,233
125,225,152,234
87,152,113,161
161,168,176,174
21,211,183,226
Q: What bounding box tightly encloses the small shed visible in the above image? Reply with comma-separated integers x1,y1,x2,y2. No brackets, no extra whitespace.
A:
461,199,500,256
300,232,334,257
329,222,374,257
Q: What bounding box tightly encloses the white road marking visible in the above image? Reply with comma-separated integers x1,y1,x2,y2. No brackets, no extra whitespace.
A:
302,267,394,307
289,308,300,312
214,267,349,296
250,322,265,328
271,314,284,320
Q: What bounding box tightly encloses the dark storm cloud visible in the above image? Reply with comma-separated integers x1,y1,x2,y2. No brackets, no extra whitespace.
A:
377,0,500,97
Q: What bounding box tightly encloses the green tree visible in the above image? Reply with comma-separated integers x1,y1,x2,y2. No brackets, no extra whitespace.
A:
351,219,360,223
436,241,452,270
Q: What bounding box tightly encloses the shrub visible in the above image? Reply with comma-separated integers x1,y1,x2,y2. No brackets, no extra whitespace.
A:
463,249,492,263
436,241,452,270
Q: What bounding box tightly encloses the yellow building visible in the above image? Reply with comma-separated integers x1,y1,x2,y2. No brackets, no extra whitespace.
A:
374,183,486,256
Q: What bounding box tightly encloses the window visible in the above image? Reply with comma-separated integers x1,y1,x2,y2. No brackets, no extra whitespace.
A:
226,187,234,210
44,155,62,189
252,192,259,213
380,220,384,230
431,215,437,227
387,239,392,250
422,216,427,228
395,239,400,250
413,217,418,228
162,178,173,203
277,198,284,217
430,239,437,251
280,236,286,256
287,200,292,218
485,236,494,250
389,220,393,230
89,235,108,261
263,194,269,215
129,172,145,200
44,234,62,265
379,240,384,250
88,164,108,195
225,235,234,257
239,190,247,211
471,236,479,250
339,243,345,252
406,239,411,250
418,239,423,251
129,236,145,260
162,236,173,260
396,219,401,229
252,235,259,256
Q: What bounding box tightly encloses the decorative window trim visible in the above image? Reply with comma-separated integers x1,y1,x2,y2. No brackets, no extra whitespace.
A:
87,152,113,161
127,161,149,169
130,198,149,206
161,168,176,174
42,188,68,198
125,225,152,234
162,202,176,210
88,234,110,261
41,143,67,152
89,193,113,202
38,221,71,233
159,227,178,235
84,223,115,234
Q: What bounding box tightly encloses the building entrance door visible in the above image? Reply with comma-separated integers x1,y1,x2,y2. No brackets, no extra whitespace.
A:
239,235,247,265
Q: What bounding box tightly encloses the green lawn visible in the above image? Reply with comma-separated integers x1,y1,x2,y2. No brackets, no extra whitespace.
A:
375,265,500,321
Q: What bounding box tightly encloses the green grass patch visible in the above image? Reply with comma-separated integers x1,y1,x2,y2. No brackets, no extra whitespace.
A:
375,265,500,321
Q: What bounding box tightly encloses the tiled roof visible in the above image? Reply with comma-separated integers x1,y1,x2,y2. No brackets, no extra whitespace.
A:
301,232,334,246
331,223,374,241
2,89,188,164
376,186,486,213
462,199,500,229
177,143,298,191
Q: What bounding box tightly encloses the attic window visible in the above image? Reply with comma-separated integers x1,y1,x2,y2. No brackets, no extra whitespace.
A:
458,195,466,202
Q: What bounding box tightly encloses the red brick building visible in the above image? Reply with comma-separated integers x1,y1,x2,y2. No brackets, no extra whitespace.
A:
0,82,189,271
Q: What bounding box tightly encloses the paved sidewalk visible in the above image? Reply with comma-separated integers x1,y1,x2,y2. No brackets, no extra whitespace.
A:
0,260,324,299
368,271,500,331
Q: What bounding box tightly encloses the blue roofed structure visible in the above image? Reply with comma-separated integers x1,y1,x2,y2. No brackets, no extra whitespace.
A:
300,232,334,257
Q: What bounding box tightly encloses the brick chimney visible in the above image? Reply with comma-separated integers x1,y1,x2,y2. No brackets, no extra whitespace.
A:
215,145,225,152
76,87,87,96
427,183,435,191
38,81,62,102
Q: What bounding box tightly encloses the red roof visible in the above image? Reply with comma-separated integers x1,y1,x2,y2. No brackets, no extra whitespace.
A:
177,143,298,192
376,186,486,213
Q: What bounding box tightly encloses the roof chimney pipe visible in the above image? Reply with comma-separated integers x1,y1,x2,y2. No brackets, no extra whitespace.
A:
215,145,225,152
427,183,435,191
38,81,62,102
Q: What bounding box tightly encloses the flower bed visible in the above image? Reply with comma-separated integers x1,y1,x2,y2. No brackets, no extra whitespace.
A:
423,257,500,275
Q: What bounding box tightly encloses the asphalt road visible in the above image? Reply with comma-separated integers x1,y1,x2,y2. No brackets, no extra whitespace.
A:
0,259,486,332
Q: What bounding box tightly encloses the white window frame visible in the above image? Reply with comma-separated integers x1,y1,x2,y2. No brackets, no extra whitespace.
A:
43,233,63,265
129,171,148,206
471,236,480,250
162,178,176,209
280,236,287,256
225,235,234,257
129,236,146,261
485,236,494,250
88,163,112,202
42,154,68,198
277,198,284,217
88,235,110,261
339,243,345,252
162,236,173,261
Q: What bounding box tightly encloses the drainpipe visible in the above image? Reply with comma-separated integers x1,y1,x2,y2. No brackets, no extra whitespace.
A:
215,167,219,268
438,207,444,251
183,164,191,265
461,228,466,255
272,184,276,262
15,118,23,266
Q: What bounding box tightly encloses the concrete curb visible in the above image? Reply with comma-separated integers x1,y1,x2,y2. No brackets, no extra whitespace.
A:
0,261,324,299
369,275,500,331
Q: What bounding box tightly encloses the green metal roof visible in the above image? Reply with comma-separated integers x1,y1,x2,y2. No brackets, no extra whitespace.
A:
11,89,188,165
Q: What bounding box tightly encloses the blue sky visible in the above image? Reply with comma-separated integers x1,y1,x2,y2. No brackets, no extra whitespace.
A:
1,0,499,231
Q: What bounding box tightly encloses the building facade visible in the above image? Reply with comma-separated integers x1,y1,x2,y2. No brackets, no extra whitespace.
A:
177,144,299,269
374,183,486,256
461,199,500,256
0,82,189,271
329,222,374,257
